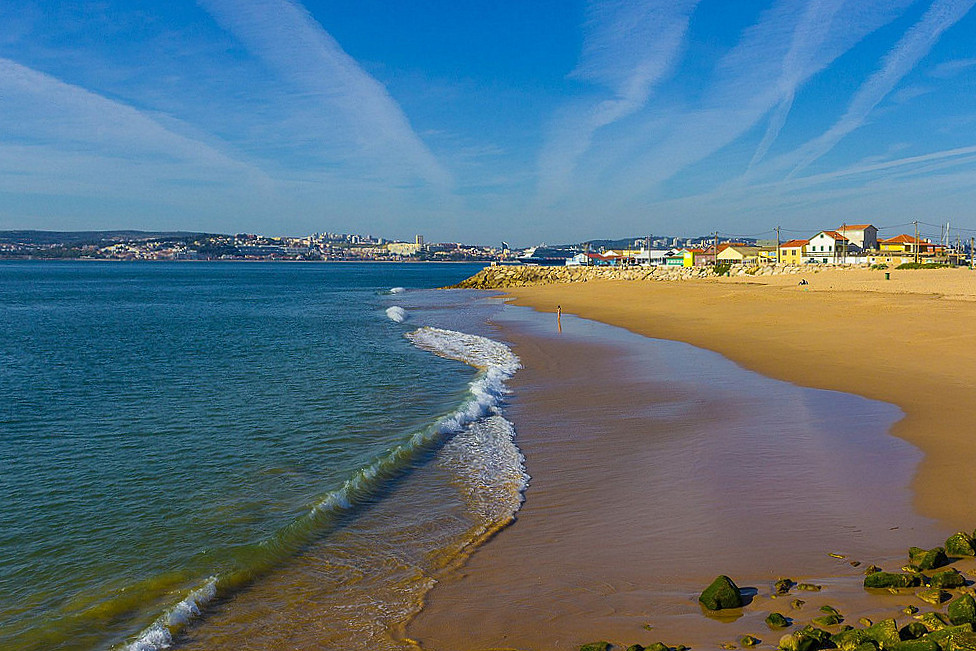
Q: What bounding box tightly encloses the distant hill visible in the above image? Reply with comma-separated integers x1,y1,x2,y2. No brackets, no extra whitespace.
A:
0,230,224,246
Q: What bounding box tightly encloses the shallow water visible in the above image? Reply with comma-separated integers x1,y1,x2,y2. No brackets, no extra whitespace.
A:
0,261,525,650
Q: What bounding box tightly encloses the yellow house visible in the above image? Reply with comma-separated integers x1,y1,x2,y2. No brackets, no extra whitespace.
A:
879,234,933,256
779,239,809,265
716,244,761,264
758,247,779,264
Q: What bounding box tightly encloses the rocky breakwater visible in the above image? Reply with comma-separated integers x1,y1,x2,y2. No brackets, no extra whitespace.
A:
453,263,844,290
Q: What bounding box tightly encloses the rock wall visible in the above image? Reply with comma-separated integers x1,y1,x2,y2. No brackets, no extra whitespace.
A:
454,263,861,289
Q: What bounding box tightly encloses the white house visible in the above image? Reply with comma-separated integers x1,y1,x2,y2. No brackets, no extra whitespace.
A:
805,230,860,263
836,224,879,250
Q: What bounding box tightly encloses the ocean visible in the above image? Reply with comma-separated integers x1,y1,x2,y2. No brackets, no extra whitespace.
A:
0,261,525,650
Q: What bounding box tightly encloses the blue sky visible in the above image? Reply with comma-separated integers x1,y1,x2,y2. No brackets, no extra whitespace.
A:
2,0,976,245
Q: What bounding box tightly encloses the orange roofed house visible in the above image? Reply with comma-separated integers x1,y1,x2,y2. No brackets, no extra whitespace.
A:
779,239,809,265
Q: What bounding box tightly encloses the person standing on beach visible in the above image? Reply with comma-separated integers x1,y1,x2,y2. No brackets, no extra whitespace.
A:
557,305,562,333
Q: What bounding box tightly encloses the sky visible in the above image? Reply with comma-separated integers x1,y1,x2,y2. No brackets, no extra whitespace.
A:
2,0,976,245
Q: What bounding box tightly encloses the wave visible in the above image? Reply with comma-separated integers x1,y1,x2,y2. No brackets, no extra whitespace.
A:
386,306,407,323
119,327,524,650
377,286,406,295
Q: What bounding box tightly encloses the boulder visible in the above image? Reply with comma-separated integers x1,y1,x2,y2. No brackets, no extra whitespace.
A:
885,640,939,651
909,547,949,571
580,643,612,651
766,613,791,628
642,644,669,651
812,614,844,627
946,533,976,557
740,636,761,647
926,624,976,646
915,612,950,632
950,595,976,626
700,575,743,610
946,631,976,651
932,568,967,589
899,622,930,640
864,572,923,589
917,588,951,605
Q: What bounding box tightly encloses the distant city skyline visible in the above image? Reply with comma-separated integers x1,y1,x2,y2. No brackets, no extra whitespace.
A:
2,1,976,245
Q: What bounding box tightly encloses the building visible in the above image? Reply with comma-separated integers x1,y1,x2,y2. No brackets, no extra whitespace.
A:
879,234,934,256
716,244,761,265
806,230,856,263
387,241,422,256
836,224,878,250
779,239,809,265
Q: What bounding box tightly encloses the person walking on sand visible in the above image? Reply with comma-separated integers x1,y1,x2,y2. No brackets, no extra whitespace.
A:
557,305,562,333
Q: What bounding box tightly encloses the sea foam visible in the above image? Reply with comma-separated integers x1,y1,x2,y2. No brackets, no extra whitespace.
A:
386,306,407,323
121,327,525,650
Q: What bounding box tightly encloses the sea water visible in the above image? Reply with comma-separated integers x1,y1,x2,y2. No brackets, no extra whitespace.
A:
0,261,525,650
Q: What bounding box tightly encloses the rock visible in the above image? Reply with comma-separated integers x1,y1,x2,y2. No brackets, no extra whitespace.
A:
899,622,930,640
914,612,950,631
860,618,875,627
910,546,949,571
926,624,976,646
642,644,669,651
917,588,951,605
775,578,796,595
626,646,645,651
791,599,806,610
904,606,920,615
865,565,883,575
861,619,901,647
778,631,821,651
946,631,976,651
812,614,844,627
767,613,791,628
885,640,939,651
700,575,743,610
740,635,761,647
853,643,879,651
950,595,976,625
864,572,923,589
580,643,612,651
820,605,842,616
947,533,976,557
932,568,967,589
797,583,822,592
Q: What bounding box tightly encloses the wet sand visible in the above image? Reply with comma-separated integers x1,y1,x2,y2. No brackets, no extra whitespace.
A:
407,306,949,650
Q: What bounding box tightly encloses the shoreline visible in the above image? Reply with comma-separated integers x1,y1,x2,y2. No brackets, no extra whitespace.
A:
407,298,956,650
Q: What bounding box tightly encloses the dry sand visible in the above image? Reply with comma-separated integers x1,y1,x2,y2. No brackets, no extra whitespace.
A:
506,266,976,528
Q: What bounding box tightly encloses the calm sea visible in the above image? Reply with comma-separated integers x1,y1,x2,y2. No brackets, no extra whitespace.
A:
0,261,525,650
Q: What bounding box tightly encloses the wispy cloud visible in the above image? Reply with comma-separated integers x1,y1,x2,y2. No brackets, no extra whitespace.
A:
577,0,915,210
535,0,700,204
0,57,267,187
786,0,976,176
928,56,976,77
198,0,450,188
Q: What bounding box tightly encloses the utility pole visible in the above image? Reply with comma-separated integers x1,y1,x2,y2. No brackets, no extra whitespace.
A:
913,220,920,265
971,236,974,268
775,225,781,266
714,231,719,266
645,235,651,267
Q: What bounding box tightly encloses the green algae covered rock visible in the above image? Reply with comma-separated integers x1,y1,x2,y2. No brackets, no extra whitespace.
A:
927,624,975,647
812,614,843,627
853,643,880,651
915,612,950,632
863,619,901,647
910,547,950,571
778,631,820,651
918,588,952,605
767,612,791,628
740,635,761,647
626,645,645,651
932,568,967,589
947,533,976,557
700,575,743,610
580,643,612,651
949,594,976,625
946,630,976,650
886,640,940,651
640,643,669,651
865,572,923,589
900,622,930,640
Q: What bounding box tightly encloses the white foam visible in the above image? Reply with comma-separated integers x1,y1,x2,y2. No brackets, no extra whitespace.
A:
388,286,405,294
122,577,217,651
385,306,406,323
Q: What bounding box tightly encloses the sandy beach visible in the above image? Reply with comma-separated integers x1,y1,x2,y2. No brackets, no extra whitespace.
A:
408,266,976,650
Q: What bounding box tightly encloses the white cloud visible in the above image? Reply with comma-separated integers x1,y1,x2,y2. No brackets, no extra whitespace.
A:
198,0,450,189
786,0,976,176
535,0,700,205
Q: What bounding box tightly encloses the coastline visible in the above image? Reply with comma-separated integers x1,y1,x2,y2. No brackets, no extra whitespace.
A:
501,267,976,529
406,298,951,650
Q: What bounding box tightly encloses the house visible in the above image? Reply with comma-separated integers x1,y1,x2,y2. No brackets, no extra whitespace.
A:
716,244,761,265
758,247,779,265
779,239,809,265
879,234,935,256
805,230,857,263
692,247,717,266
836,224,879,250
682,248,707,267
566,252,612,266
